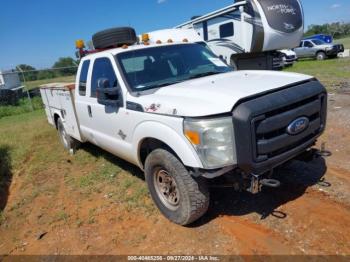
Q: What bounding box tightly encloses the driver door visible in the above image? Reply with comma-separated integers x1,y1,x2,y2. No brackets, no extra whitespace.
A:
303,41,315,57
83,55,129,158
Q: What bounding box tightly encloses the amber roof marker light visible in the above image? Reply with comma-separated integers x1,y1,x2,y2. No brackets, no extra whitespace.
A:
75,39,85,49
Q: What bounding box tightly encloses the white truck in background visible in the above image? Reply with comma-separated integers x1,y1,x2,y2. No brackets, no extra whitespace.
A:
279,49,298,66
176,0,304,70
41,27,327,226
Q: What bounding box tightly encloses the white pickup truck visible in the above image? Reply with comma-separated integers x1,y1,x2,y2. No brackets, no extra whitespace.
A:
41,27,327,225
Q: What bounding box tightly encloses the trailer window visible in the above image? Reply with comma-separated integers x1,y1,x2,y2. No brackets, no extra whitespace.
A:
219,22,234,38
79,60,90,96
91,58,118,98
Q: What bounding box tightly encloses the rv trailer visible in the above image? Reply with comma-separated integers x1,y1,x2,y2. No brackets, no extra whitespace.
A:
176,0,304,70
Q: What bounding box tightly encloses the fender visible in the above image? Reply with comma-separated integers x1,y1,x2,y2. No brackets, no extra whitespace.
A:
132,121,203,169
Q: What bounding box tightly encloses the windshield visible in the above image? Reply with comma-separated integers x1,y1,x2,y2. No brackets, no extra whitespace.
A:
312,39,326,45
116,44,232,92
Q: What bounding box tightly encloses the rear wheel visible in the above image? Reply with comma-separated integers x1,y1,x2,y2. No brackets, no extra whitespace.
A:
57,118,80,152
316,51,326,60
145,149,209,225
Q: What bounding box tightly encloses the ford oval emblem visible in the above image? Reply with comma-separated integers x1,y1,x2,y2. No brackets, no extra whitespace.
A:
287,117,309,135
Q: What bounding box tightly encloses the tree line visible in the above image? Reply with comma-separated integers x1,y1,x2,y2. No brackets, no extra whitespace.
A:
16,57,78,82
305,22,350,39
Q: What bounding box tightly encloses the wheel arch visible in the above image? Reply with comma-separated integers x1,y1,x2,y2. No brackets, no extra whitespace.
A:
132,122,202,170
53,112,61,129
316,50,326,55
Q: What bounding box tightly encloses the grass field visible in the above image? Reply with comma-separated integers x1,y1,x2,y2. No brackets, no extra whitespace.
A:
0,110,154,229
0,97,43,119
25,75,75,90
284,37,350,89
284,57,350,90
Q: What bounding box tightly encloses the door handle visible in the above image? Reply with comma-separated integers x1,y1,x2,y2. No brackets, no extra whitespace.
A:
87,105,92,118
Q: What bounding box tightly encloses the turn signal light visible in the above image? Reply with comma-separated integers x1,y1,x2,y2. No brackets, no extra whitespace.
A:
185,130,201,145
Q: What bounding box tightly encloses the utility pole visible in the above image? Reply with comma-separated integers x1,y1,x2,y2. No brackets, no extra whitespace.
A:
16,66,34,111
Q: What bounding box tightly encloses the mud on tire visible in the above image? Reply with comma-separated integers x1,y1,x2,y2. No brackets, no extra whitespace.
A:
92,27,137,49
145,149,210,226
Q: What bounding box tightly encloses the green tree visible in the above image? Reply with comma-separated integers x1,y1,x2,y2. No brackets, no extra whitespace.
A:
305,22,350,39
52,57,78,76
16,64,38,81
37,70,56,80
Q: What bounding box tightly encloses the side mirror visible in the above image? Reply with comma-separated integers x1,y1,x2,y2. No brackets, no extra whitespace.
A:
96,78,123,107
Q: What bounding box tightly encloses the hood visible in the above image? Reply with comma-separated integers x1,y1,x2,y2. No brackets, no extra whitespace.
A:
128,71,313,117
317,44,334,49
280,49,296,56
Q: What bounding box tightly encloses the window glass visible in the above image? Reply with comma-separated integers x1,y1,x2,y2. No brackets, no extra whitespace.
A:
117,44,232,92
219,22,234,38
304,41,313,48
122,56,149,73
91,58,118,98
79,60,90,96
312,39,326,46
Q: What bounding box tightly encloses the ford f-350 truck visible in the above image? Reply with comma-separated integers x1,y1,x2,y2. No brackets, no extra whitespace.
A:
40,27,327,225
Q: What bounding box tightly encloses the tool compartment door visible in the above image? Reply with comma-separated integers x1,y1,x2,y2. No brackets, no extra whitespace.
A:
56,89,82,141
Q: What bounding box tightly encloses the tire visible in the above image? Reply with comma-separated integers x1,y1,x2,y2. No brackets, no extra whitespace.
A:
92,27,137,49
57,118,80,152
144,149,210,225
316,51,326,60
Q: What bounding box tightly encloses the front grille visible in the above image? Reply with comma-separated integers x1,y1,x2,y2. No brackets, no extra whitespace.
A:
286,55,296,60
335,44,345,52
251,94,327,162
232,79,327,174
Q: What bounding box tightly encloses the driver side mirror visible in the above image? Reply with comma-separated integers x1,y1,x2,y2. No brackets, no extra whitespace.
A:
96,78,123,107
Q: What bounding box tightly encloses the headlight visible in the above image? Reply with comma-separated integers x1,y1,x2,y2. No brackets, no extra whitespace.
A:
325,47,333,51
184,117,235,169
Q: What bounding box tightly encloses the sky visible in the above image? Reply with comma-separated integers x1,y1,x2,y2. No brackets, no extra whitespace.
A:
0,0,349,70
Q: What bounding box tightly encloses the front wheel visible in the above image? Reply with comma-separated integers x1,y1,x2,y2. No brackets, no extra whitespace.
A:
316,51,326,60
145,149,209,225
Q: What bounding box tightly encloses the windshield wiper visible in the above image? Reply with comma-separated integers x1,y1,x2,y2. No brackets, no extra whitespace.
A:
187,71,222,80
149,80,183,89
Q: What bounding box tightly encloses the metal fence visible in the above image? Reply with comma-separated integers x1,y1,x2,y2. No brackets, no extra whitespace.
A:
0,66,78,107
